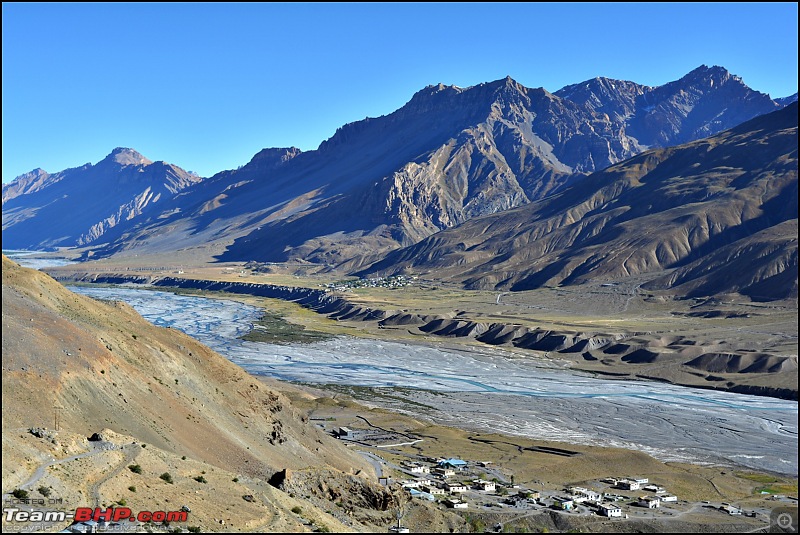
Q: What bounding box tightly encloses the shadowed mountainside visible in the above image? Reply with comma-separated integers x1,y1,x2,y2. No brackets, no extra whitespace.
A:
3,66,786,274
2,148,201,249
360,103,798,301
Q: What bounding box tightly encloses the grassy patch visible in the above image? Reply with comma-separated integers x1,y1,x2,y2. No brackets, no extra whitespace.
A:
736,472,780,484
239,310,334,345
736,472,798,495
302,383,437,411
755,482,798,495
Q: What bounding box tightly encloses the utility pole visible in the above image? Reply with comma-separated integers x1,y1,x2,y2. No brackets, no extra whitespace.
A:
54,406,63,431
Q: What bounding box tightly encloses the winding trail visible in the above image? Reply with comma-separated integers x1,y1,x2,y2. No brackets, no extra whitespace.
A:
2,441,134,532
6,440,140,508
17,448,100,491
89,444,141,506
356,451,385,479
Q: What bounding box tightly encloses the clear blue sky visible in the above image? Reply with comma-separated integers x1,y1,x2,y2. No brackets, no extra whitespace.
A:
2,2,797,183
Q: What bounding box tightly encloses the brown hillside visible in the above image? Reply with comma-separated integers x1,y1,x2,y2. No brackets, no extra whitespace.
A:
1,255,420,531
362,102,798,299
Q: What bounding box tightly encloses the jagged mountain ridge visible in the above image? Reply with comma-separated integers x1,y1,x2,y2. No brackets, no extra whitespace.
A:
776,93,798,107
360,103,798,301
2,66,788,273
555,65,782,148
2,148,201,249
210,66,786,270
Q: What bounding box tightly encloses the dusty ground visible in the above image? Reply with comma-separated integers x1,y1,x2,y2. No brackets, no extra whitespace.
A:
12,253,800,532
262,377,798,529
3,256,465,533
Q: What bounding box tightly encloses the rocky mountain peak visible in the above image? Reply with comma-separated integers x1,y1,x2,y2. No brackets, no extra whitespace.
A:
678,64,738,88
102,147,153,167
244,147,302,172
17,167,49,181
2,168,52,203
555,76,649,118
494,75,529,96
404,82,464,109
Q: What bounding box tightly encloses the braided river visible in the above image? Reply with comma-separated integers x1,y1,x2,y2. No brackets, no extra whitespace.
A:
70,286,798,476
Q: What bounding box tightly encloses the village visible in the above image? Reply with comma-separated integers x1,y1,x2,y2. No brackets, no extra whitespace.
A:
322,275,416,292
323,422,793,532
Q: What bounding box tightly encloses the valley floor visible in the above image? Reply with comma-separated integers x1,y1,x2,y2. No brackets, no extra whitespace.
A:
6,253,797,532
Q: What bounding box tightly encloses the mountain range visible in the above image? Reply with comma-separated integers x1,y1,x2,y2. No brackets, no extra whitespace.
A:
361,103,798,301
2,148,200,248
2,65,797,300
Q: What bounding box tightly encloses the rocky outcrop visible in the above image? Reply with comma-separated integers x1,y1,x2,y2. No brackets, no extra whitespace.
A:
361,103,798,300
685,353,798,374
378,313,431,327
272,469,400,512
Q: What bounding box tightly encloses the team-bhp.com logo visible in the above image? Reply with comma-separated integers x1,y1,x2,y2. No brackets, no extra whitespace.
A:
4,506,188,523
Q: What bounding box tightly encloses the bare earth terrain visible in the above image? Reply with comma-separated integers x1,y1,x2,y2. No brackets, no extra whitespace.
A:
46,255,798,399
5,252,797,532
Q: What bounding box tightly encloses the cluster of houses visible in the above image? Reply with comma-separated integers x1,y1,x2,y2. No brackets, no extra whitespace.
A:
396,457,689,520
323,275,415,292
546,476,682,518
399,458,505,508
596,477,679,513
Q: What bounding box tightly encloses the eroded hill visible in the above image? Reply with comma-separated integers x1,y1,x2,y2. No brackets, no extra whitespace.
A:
1,255,460,532
361,103,798,301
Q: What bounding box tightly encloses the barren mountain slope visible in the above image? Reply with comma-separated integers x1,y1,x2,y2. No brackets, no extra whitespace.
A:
361,103,797,300
8,66,783,272
1,148,201,250
1,255,423,531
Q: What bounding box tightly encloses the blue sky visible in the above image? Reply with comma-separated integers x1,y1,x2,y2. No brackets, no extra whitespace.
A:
2,2,797,183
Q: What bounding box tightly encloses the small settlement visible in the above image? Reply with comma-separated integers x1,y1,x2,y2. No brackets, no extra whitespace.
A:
318,421,775,530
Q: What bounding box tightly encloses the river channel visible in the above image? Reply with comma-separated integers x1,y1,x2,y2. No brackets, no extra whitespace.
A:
69,285,798,476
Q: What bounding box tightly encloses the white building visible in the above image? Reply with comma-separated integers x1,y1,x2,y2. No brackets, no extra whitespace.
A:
433,467,456,478
617,479,640,491
553,497,574,510
660,494,678,503
637,496,660,509
410,465,431,474
474,480,496,492
570,486,601,503
445,483,467,494
445,499,468,509
722,504,742,515
422,485,445,496
598,503,623,517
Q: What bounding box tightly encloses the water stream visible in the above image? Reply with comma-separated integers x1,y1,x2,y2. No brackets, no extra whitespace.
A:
69,285,798,475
